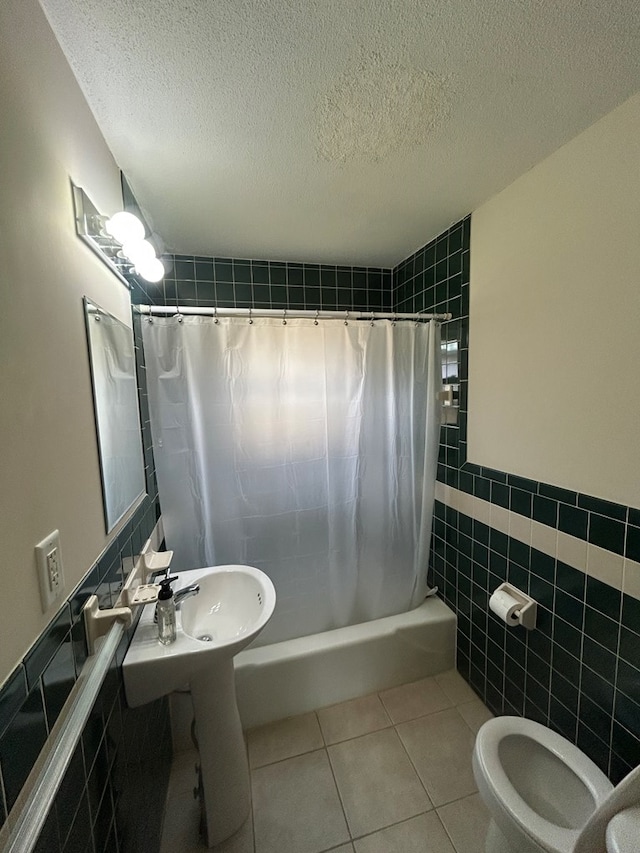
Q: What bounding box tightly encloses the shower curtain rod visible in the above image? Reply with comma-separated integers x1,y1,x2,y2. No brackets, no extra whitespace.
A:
138,305,452,322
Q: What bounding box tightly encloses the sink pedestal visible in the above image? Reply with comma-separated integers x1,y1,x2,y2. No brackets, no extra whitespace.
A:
123,565,276,847
190,658,251,847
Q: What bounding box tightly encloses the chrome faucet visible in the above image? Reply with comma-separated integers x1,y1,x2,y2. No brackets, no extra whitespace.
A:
174,584,200,609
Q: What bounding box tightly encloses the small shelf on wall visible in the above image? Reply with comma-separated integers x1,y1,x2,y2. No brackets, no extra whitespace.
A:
440,384,460,425
441,337,460,425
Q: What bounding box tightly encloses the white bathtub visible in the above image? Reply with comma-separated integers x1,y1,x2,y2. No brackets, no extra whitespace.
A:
234,596,456,729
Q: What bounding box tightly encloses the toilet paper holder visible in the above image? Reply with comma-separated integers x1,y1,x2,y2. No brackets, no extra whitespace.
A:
492,582,537,630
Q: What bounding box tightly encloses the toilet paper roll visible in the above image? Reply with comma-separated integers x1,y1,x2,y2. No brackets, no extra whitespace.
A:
489,589,521,626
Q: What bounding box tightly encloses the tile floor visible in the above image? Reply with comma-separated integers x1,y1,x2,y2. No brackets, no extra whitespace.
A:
160,670,494,853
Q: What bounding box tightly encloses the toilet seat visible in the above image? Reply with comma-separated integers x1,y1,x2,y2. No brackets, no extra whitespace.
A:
473,716,613,853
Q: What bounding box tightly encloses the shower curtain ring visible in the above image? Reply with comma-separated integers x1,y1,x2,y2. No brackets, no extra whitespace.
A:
249,307,253,325
392,314,397,327
314,309,319,326
214,306,219,324
370,311,375,327
344,311,349,326
282,309,287,326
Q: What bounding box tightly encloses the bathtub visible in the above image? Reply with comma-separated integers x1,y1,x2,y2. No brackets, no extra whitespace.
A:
234,596,456,728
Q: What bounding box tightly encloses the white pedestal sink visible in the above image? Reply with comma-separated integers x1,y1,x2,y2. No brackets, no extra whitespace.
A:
123,565,276,846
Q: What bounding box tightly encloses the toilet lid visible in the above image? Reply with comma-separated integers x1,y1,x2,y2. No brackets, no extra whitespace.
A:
606,806,640,853
573,763,640,853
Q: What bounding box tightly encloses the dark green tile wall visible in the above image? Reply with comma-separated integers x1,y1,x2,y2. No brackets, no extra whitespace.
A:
400,216,640,783
130,254,392,312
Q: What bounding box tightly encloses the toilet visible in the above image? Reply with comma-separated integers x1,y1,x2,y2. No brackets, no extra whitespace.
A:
472,716,640,853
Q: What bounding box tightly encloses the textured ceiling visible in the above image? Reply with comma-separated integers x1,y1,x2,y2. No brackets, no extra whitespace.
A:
39,0,640,266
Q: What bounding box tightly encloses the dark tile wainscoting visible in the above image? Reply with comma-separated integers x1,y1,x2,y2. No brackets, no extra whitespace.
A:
400,216,640,783
430,482,640,783
0,311,170,852
0,499,170,853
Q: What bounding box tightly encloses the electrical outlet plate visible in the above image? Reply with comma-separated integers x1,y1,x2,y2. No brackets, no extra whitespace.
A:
35,529,65,612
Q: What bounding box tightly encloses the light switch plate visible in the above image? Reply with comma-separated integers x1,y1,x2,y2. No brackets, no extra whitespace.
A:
35,529,65,612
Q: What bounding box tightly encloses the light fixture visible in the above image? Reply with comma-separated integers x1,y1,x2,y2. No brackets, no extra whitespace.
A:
134,257,165,282
121,238,156,266
72,182,165,285
104,211,146,244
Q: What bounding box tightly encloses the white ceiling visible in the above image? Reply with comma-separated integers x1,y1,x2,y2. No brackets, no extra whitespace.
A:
39,0,640,267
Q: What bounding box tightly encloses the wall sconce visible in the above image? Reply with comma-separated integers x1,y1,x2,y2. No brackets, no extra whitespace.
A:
72,183,165,284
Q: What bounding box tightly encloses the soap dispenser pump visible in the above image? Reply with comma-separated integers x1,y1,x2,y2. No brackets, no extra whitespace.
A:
157,575,179,645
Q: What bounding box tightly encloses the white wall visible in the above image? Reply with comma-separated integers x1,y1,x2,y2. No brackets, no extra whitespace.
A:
0,0,133,681
468,92,640,509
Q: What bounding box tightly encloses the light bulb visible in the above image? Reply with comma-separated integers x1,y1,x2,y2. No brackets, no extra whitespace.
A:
122,238,155,265
104,211,145,244
135,257,165,282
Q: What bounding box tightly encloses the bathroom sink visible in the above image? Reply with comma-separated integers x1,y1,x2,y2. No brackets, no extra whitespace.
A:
123,564,276,847
123,564,275,707
180,567,274,650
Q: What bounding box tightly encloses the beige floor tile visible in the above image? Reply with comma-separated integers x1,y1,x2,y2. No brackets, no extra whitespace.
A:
437,793,491,853
457,700,494,735
379,677,453,724
318,694,392,745
434,670,478,706
354,812,456,853
326,846,355,852
328,728,431,838
252,749,349,853
160,790,202,852
247,712,324,768
396,709,477,807
212,814,255,853
167,749,201,798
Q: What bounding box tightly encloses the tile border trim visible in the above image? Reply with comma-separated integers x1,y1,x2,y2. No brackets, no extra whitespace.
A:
436,483,640,601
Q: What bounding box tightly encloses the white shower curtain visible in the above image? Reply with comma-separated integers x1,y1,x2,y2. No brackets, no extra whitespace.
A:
142,316,441,645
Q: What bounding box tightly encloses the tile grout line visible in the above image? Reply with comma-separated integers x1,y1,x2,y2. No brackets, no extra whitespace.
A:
434,804,466,853
311,700,354,846
607,618,624,779
323,743,354,845
389,706,439,810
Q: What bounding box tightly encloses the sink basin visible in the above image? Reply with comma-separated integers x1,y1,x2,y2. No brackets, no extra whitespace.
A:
181,566,274,650
124,564,276,707
123,564,276,846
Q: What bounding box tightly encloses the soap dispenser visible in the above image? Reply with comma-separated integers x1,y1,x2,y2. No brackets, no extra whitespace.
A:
157,575,179,645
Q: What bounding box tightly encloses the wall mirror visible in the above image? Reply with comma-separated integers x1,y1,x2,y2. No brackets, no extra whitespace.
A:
84,297,146,532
